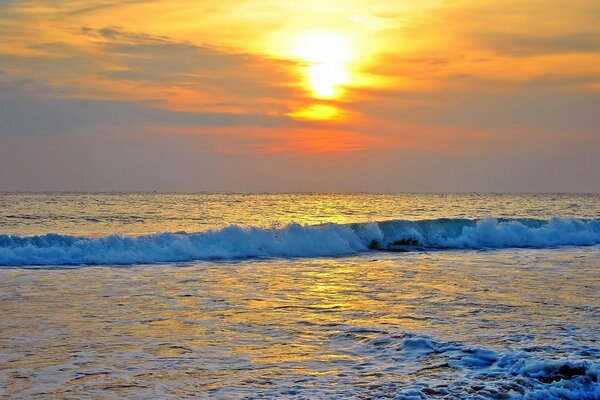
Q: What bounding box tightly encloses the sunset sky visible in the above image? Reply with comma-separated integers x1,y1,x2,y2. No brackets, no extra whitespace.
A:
1,0,599,192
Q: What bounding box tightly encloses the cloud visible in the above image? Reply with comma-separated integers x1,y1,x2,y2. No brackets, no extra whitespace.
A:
0,79,295,137
351,76,600,133
209,127,373,154
80,25,172,43
68,0,152,16
481,32,600,57
444,0,600,57
0,22,302,113
79,26,300,100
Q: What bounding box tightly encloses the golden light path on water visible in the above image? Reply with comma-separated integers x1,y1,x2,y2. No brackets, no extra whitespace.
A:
2,193,600,237
1,248,598,397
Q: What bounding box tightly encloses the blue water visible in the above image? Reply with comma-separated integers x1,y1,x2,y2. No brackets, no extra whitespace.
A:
0,193,598,398
2,217,600,266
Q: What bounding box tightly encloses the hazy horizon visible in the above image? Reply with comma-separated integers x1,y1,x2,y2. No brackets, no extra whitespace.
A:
2,190,600,195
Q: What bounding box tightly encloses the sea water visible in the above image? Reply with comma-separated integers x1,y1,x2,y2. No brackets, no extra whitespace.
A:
0,193,599,398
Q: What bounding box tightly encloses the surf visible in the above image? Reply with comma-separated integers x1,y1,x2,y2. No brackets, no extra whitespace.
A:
1,217,600,266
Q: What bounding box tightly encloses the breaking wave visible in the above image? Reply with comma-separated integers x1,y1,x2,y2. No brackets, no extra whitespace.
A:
328,329,600,399
1,217,600,266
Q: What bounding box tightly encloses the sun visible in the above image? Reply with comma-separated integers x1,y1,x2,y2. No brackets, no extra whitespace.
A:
292,31,353,99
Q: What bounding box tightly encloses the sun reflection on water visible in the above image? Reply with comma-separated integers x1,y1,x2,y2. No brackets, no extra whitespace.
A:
1,247,599,397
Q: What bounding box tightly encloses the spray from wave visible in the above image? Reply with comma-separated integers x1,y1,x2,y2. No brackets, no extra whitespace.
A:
1,217,600,266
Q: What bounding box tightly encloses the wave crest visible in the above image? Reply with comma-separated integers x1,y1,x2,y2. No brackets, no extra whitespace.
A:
1,217,600,266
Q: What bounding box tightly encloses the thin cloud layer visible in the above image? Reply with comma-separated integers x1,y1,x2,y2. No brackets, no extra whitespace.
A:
0,0,599,191
0,80,296,137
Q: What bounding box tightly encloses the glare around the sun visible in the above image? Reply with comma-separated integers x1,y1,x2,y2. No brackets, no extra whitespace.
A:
292,31,353,99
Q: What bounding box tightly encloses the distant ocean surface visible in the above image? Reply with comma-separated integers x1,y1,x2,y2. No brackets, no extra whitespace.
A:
1,193,599,398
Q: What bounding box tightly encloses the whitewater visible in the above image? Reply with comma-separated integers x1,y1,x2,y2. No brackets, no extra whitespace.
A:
2,217,600,266
1,193,599,399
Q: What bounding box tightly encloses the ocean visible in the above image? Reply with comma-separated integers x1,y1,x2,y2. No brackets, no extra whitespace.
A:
0,193,599,399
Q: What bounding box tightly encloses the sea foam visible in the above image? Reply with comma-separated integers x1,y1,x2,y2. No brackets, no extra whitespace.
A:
1,217,600,266
379,332,600,399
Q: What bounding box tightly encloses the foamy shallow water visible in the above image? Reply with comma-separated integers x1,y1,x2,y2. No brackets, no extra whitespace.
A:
1,193,599,398
1,248,598,399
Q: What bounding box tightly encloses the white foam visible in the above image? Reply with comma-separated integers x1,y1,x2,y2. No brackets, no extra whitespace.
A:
397,333,600,399
1,217,600,266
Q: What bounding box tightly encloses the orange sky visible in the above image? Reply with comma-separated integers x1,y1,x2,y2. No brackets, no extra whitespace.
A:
0,0,599,191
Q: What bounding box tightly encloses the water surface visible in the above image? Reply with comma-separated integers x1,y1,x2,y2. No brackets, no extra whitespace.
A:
0,193,599,398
